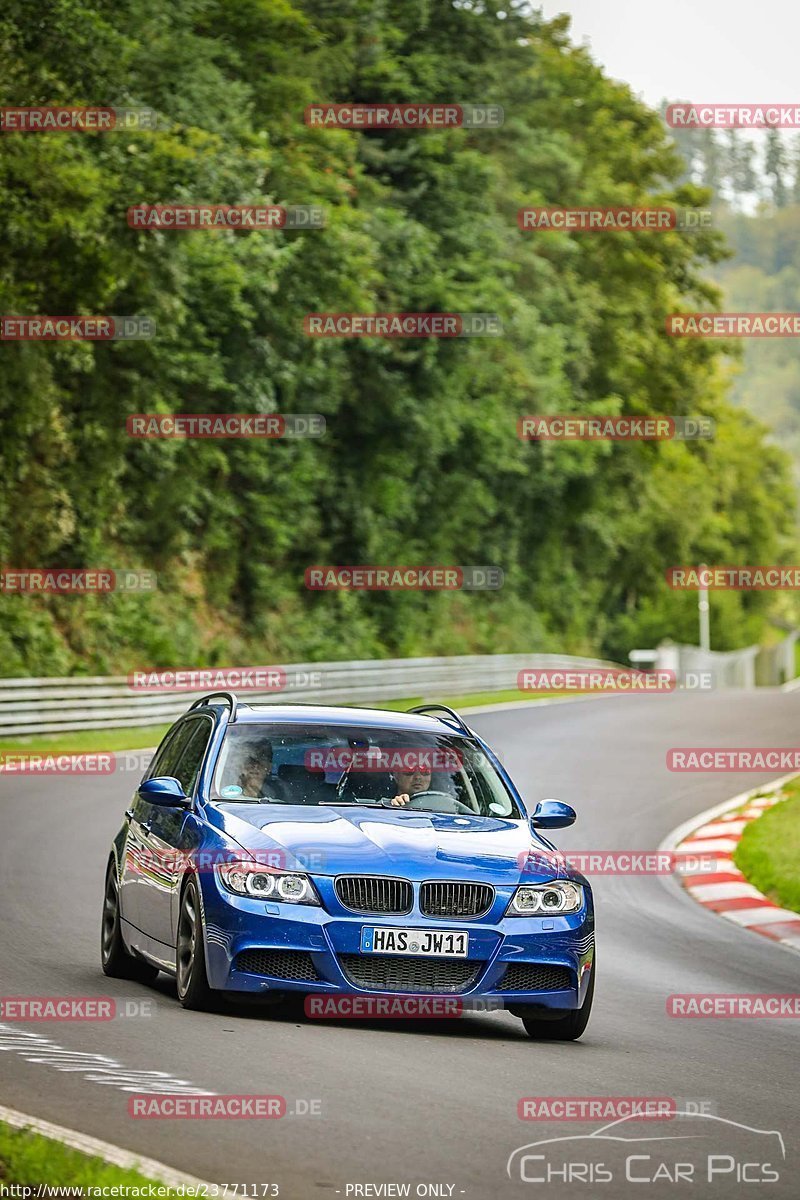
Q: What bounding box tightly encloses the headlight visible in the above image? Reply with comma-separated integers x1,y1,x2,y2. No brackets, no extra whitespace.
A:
507,880,583,916
216,861,319,905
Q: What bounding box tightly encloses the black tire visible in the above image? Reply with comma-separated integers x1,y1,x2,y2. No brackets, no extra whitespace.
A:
101,860,160,984
176,877,219,1011
521,958,595,1042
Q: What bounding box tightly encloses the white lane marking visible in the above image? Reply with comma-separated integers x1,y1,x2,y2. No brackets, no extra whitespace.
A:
692,819,750,837
720,906,800,927
676,836,739,853
0,1102,215,1189
690,863,744,878
0,1023,210,1095
687,881,765,901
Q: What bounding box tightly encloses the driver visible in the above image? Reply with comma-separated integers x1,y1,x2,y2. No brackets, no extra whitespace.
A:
389,764,432,807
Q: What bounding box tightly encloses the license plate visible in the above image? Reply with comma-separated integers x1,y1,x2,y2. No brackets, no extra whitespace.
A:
360,927,468,957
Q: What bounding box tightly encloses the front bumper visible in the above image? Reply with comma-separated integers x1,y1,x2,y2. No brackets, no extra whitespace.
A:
200,872,595,1010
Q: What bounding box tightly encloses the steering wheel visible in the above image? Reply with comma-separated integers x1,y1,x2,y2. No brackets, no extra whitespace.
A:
384,789,475,815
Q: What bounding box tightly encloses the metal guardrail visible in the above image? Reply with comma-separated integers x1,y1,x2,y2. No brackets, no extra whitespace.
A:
0,654,617,736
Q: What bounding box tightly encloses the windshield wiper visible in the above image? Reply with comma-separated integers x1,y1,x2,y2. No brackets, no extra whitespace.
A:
319,799,381,807
213,796,285,804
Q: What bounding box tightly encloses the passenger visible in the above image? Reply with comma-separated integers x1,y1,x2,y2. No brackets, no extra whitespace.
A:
235,739,287,801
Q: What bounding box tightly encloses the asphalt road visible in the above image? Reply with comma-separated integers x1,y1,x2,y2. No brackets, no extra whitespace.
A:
1,690,799,1199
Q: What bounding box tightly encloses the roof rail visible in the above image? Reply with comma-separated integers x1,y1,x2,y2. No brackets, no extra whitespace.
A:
407,703,472,736
188,692,238,721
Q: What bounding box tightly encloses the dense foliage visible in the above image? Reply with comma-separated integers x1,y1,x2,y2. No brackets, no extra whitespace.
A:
667,122,800,494
0,0,795,675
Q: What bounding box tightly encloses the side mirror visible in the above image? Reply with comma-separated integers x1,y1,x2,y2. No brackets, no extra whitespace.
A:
138,776,191,808
530,798,576,829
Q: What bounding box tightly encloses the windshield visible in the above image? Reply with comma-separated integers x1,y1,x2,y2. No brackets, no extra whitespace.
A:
211,722,521,818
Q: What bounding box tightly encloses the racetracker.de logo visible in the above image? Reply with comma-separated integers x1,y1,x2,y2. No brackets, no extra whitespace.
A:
129,1095,285,1119
0,106,158,131
517,668,676,693
127,205,324,230
304,995,463,1018
666,313,800,337
303,313,501,337
667,748,800,772
517,416,713,441
1,316,155,340
518,206,712,232
126,848,329,875
127,667,290,691
0,752,115,775
520,207,667,231
665,103,800,128
518,1098,677,1121
0,569,156,593
0,997,115,1020
126,414,326,439
667,994,800,1017
305,566,503,590
304,103,503,129
666,565,800,590
303,747,464,772
516,849,716,876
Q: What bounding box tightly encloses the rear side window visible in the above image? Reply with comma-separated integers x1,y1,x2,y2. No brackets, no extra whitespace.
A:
172,718,214,796
147,722,193,780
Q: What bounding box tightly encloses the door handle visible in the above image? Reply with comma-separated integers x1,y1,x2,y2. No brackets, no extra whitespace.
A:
127,811,152,835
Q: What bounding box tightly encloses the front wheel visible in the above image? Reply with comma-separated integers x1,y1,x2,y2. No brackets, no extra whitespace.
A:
101,860,159,984
521,958,595,1042
176,878,219,1011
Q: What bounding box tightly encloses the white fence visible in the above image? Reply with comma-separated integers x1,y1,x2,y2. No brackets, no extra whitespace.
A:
655,631,799,689
0,653,617,737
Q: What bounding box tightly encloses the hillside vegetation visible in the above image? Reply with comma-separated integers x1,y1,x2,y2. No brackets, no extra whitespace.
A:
0,0,795,675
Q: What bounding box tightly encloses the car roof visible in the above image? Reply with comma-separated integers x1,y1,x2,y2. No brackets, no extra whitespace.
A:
216,703,473,736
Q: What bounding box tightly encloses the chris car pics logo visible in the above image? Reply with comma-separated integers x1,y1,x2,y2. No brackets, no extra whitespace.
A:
507,1112,785,1185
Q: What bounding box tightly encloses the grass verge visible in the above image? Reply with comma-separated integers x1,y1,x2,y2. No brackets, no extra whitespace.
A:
0,727,171,755
0,1120,177,1190
733,782,800,914
365,689,572,711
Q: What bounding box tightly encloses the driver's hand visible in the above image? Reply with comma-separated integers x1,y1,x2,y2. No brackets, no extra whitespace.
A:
390,793,411,806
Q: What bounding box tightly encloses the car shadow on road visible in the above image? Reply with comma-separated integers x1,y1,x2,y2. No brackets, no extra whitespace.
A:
93,971,593,1044
204,994,552,1041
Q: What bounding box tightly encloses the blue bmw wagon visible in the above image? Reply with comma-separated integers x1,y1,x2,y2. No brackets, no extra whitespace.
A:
101,693,595,1039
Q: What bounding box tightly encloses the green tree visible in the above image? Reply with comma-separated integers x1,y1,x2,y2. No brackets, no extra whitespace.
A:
0,0,795,674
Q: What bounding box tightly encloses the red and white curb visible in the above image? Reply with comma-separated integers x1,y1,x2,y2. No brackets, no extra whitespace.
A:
662,774,800,955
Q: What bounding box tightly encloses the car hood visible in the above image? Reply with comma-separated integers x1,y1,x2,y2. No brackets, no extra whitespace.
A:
211,802,561,886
